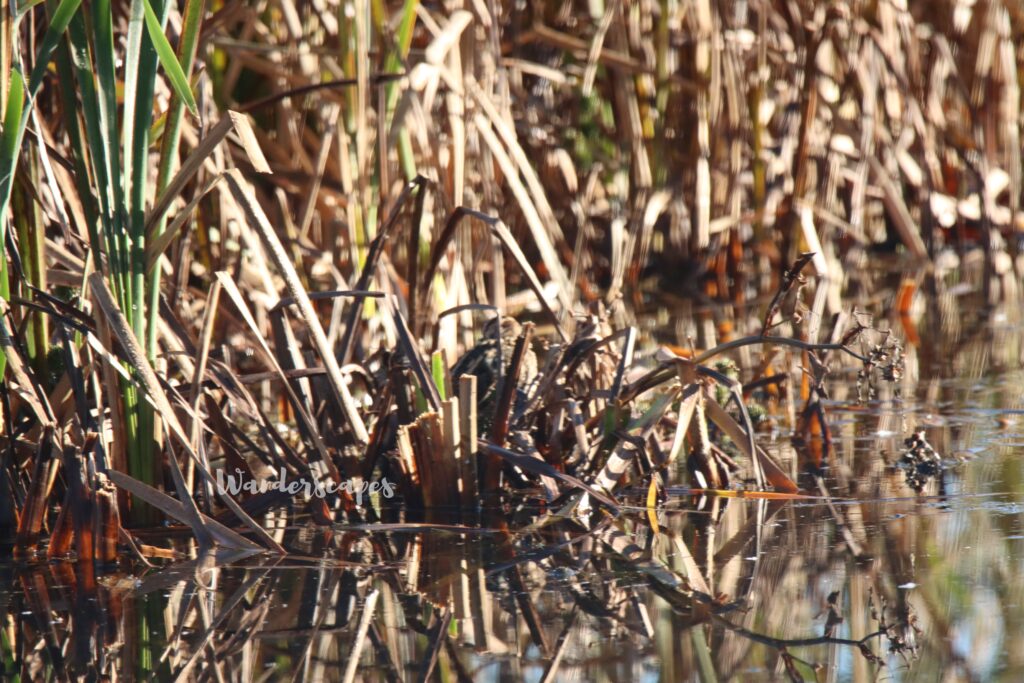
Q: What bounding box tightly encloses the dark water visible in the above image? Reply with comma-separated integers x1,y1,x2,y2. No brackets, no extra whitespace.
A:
4,278,1024,681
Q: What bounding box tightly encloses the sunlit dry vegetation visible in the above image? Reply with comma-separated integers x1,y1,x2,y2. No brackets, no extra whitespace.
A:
1,0,1023,680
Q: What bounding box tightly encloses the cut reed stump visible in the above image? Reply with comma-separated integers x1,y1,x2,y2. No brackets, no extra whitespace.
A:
395,383,485,511
398,412,461,509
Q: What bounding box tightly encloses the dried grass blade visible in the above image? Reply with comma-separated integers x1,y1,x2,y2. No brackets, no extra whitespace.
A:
146,173,221,273
665,382,699,467
581,4,615,96
424,10,472,65
297,104,340,241
186,279,221,505
406,179,428,331
215,272,339,476
609,326,636,400
565,398,590,465
188,278,219,417
472,113,572,314
163,440,214,550
106,470,259,551
488,217,567,341
146,111,270,235
0,299,54,425
223,169,368,443
468,79,568,246
703,396,798,493
480,441,619,512
388,295,442,411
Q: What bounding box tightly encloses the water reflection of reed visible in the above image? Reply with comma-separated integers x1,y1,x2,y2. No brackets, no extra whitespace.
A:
5,274,1024,681
6,481,1019,682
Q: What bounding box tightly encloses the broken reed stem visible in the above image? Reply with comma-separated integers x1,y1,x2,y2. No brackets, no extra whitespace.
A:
95,475,120,563
458,374,479,507
408,418,439,507
396,424,422,506
442,397,463,506
13,430,55,556
407,412,461,509
19,430,124,565
394,384,480,511
46,496,74,560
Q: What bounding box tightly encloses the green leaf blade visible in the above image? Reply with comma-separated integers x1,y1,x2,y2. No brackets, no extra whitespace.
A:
142,0,198,117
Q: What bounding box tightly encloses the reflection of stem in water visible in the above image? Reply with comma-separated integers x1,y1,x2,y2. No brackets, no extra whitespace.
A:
815,476,867,559
711,613,888,666
342,587,378,683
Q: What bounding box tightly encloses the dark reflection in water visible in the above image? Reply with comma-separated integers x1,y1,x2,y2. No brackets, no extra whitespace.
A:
4,490,1024,680
4,270,1024,681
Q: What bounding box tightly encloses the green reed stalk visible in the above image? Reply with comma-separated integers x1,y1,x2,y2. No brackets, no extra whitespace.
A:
0,0,82,377
151,0,205,358
374,0,418,179
13,147,48,372
1,0,199,523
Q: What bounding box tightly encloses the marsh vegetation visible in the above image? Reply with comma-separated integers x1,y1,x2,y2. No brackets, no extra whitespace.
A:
1,0,1024,680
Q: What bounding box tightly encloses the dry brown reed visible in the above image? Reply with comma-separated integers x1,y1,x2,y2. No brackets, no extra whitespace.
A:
0,0,1021,678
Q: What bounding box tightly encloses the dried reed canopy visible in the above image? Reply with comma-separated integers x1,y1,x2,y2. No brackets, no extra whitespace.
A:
0,0,1020,562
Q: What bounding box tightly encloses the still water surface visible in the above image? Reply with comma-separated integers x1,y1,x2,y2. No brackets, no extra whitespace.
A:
3,279,1024,682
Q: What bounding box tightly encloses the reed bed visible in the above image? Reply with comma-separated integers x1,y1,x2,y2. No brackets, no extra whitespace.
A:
0,0,1022,679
